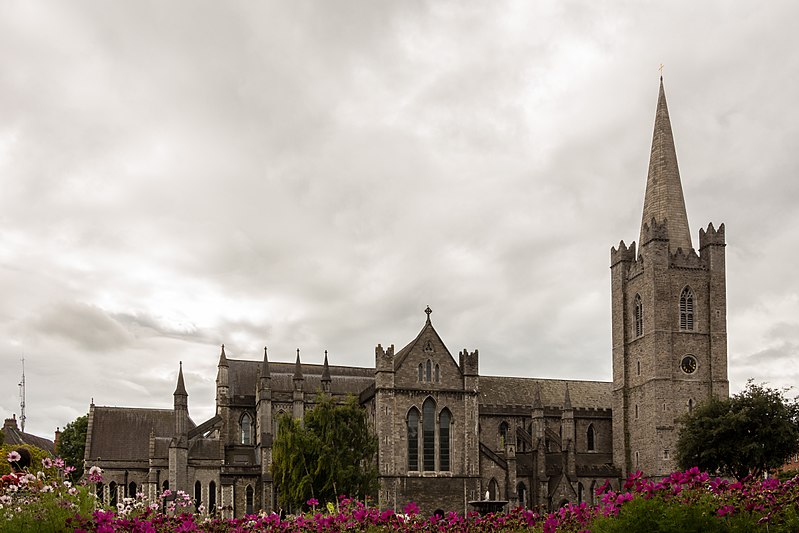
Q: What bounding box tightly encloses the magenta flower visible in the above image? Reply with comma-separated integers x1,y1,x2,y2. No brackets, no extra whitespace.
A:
307,497,319,506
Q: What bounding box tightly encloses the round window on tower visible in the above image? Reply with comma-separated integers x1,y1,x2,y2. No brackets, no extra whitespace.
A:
680,355,697,375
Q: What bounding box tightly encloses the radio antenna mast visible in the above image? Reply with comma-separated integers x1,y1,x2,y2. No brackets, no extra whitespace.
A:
18,357,26,433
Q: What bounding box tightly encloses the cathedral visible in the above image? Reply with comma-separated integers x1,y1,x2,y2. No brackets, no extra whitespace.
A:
82,79,729,516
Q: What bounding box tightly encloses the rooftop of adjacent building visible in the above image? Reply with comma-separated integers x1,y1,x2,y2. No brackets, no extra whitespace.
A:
2,414,56,455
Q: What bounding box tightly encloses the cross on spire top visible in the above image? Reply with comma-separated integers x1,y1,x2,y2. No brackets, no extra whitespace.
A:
424,306,432,322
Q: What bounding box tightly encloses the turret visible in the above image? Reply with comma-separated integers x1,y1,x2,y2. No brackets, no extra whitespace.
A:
321,351,332,393
216,345,229,407
375,344,395,389
292,349,304,420
257,347,272,440
561,384,576,478
170,362,189,493
173,362,188,437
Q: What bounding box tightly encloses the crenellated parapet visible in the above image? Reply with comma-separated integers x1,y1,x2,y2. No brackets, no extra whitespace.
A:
375,343,395,371
699,222,725,250
610,240,636,267
640,217,670,246
459,348,479,376
669,246,703,269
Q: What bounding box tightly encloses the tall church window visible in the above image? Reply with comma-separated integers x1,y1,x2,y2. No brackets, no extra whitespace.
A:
96,482,104,503
241,413,252,445
109,481,118,508
129,481,137,499
407,408,420,471
634,294,643,337
578,482,584,503
517,482,527,507
425,360,432,382
418,363,423,382
423,398,436,471
587,424,595,451
439,409,451,471
435,364,440,383
680,287,694,330
488,478,499,500
245,485,254,515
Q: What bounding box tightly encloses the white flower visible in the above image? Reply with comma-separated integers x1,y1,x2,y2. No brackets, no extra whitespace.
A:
68,487,78,496
6,451,21,463
41,485,54,493
88,466,102,475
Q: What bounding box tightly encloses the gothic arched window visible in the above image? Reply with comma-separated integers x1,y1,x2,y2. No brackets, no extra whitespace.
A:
435,364,440,383
517,482,527,507
407,408,420,471
240,413,252,445
634,294,643,337
425,360,432,382
499,421,509,449
439,409,451,471
423,398,436,471
194,480,202,512
587,424,595,451
680,286,695,331
109,481,118,508
418,363,423,382
209,481,217,515
128,481,137,499
245,485,254,515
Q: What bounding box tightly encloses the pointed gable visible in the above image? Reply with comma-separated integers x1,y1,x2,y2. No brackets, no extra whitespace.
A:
639,77,693,253
393,307,463,388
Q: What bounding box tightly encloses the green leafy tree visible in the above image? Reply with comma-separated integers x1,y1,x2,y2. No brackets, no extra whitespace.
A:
272,394,378,511
56,414,88,482
676,381,799,480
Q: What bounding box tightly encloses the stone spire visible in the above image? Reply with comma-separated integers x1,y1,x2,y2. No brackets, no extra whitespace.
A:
174,361,188,397
293,349,304,381
639,77,693,253
218,344,228,367
321,350,331,383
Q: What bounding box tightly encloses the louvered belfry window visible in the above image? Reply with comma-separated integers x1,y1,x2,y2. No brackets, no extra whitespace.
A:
634,294,643,337
680,287,694,331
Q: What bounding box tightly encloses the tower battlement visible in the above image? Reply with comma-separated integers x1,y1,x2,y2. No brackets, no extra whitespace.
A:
669,246,703,269
459,348,479,376
375,343,395,372
610,240,636,267
640,217,671,246
699,222,725,249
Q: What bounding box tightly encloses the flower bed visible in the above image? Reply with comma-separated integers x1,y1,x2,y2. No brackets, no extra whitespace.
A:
3,449,799,532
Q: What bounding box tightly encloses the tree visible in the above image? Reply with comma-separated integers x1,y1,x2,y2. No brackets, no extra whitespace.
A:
56,414,88,482
676,381,799,480
272,394,378,511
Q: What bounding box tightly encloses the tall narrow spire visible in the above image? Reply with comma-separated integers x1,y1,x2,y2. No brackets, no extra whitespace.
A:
639,77,693,253
293,349,303,380
174,361,187,397
321,350,331,383
218,344,228,367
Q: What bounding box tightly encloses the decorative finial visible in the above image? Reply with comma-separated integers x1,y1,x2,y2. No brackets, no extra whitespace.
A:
424,306,432,321
658,63,664,80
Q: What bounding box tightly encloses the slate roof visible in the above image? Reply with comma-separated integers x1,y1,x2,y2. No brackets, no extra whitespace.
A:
86,406,194,461
227,359,374,397
479,377,612,409
2,417,55,455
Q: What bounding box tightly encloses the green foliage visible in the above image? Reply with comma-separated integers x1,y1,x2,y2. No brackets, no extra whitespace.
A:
0,429,4,446
676,381,799,480
590,495,766,533
272,394,378,511
0,443,50,476
56,414,88,481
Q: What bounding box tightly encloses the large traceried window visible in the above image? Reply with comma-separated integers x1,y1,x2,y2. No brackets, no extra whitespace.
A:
439,409,451,471
634,294,643,337
407,408,420,471
680,287,695,331
423,398,436,471
240,413,252,445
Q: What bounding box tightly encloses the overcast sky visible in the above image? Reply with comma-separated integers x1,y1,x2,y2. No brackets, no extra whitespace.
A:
2,1,798,439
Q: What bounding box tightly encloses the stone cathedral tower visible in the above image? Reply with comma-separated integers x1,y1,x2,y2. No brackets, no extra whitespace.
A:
610,78,729,478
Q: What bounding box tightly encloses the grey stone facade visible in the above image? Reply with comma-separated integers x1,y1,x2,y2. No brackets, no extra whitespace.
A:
82,78,728,516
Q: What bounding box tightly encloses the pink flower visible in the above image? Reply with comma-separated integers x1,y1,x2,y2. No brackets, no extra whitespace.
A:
6,451,21,463
307,498,319,506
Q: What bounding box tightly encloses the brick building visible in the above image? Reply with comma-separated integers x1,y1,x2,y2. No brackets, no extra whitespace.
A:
83,78,729,516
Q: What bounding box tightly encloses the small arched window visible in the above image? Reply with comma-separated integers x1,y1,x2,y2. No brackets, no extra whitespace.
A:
96,482,104,503
435,364,440,383
489,478,499,500
407,408,420,471
241,413,252,445
587,424,595,451
109,481,118,508
439,409,451,471
245,484,254,515
209,481,217,515
578,482,584,503
499,421,509,449
680,287,695,331
688,398,694,413
418,363,423,382
517,482,527,507
194,480,202,512
129,481,137,499
634,294,643,337
425,360,432,382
